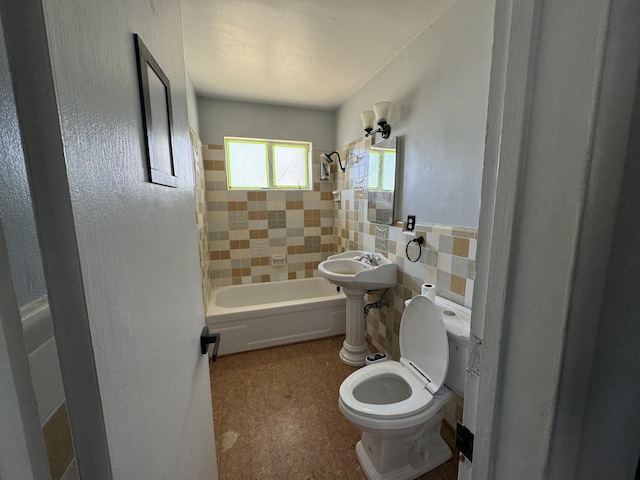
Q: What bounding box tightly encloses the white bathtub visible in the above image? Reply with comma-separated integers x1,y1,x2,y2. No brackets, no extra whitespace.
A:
206,277,346,356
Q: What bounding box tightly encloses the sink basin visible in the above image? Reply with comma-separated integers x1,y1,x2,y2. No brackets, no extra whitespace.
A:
318,251,397,291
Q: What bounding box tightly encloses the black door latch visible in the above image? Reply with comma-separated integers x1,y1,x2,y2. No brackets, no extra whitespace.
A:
456,421,474,462
200,327,220,363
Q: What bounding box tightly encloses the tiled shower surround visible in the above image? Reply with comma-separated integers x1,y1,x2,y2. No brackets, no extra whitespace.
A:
202,144,336,286
199,136,476,362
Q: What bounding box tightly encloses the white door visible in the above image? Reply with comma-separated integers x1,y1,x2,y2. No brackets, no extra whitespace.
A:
1,0,218,478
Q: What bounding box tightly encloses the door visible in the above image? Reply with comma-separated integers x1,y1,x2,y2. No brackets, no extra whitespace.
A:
1,21,79,479
1,0,218,478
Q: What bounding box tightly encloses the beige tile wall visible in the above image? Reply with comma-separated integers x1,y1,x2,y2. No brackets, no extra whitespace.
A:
332,137,477,360
202,144,336,287
190,130,210,306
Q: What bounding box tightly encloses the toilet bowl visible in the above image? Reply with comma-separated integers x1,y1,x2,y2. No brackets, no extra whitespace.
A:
338,295,469,480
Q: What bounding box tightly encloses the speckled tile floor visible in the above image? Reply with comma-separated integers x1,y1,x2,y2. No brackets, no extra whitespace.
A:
209,336,459,480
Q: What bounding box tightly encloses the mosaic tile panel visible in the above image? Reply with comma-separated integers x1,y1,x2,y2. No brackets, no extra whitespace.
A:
304,236,321,253
250,239,269,258
267,210,287,229
228,211,248,230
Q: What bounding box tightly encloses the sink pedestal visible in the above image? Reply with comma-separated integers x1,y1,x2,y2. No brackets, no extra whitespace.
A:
317,250,397,367
339,288,369,367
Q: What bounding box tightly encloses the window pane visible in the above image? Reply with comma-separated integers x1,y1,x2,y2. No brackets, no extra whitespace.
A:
273,144,308,189
368,151,380,189
381,151,396,191
226,140,268,189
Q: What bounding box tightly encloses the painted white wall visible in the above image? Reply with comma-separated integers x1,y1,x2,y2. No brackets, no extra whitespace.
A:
198,96,336,150
186,70,200,137
336,0,495,228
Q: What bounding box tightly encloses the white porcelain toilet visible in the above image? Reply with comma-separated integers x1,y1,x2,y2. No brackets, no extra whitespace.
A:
338,295,470,480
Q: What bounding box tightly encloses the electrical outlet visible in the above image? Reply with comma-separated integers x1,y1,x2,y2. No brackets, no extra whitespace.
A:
406,215,416,231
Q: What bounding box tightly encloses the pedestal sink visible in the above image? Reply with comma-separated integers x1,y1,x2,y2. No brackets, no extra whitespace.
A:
318,251,397,366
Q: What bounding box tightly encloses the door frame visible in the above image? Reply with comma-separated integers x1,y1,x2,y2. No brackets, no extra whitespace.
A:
468,0,640,477
0,219,50,479
0,1,113,476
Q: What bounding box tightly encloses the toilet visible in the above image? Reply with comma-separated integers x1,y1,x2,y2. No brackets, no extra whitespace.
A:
338,295,470,480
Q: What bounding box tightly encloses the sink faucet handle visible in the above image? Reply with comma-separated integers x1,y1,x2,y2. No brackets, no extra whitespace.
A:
366,254,380,266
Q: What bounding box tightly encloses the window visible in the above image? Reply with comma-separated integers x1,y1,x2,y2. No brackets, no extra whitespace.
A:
368,147,396,191
225,137,311,190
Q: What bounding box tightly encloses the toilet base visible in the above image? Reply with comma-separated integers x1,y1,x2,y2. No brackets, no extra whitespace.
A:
353,413,452,480
355,439,451,480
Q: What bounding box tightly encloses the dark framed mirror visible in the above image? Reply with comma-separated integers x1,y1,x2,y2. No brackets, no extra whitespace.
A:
367,136,398,225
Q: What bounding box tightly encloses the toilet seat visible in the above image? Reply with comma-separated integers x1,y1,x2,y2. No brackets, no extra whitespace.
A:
339,361,434,420
399,296,449,394
339,296,450,421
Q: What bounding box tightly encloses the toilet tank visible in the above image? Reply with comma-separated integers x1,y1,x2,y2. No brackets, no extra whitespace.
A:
405,296,471,396
435,297,470,396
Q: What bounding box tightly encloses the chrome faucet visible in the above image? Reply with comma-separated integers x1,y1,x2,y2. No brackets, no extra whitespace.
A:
354,253,380,266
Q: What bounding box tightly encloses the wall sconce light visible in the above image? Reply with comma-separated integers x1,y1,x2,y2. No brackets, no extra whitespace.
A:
361,101,391,139
321,151,346,172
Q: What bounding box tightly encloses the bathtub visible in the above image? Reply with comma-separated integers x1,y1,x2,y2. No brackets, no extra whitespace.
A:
206,277,346,356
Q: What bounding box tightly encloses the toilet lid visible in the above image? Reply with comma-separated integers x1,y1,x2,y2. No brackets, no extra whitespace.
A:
400,296,449,393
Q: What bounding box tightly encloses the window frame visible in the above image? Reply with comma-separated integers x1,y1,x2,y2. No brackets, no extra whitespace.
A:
224,137,312,190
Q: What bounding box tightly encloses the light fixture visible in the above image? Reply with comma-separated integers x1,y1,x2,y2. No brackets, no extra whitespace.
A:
361,101,391,139
321,151,345,172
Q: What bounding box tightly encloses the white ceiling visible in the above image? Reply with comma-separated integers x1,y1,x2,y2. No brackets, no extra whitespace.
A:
181,0,454,110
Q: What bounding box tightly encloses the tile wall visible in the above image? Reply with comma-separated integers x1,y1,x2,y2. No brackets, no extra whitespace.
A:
332,137,477,360
332,137,477,428
356,221,477,356
190,129,210,305
202,144,336,287
199,137,477,347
